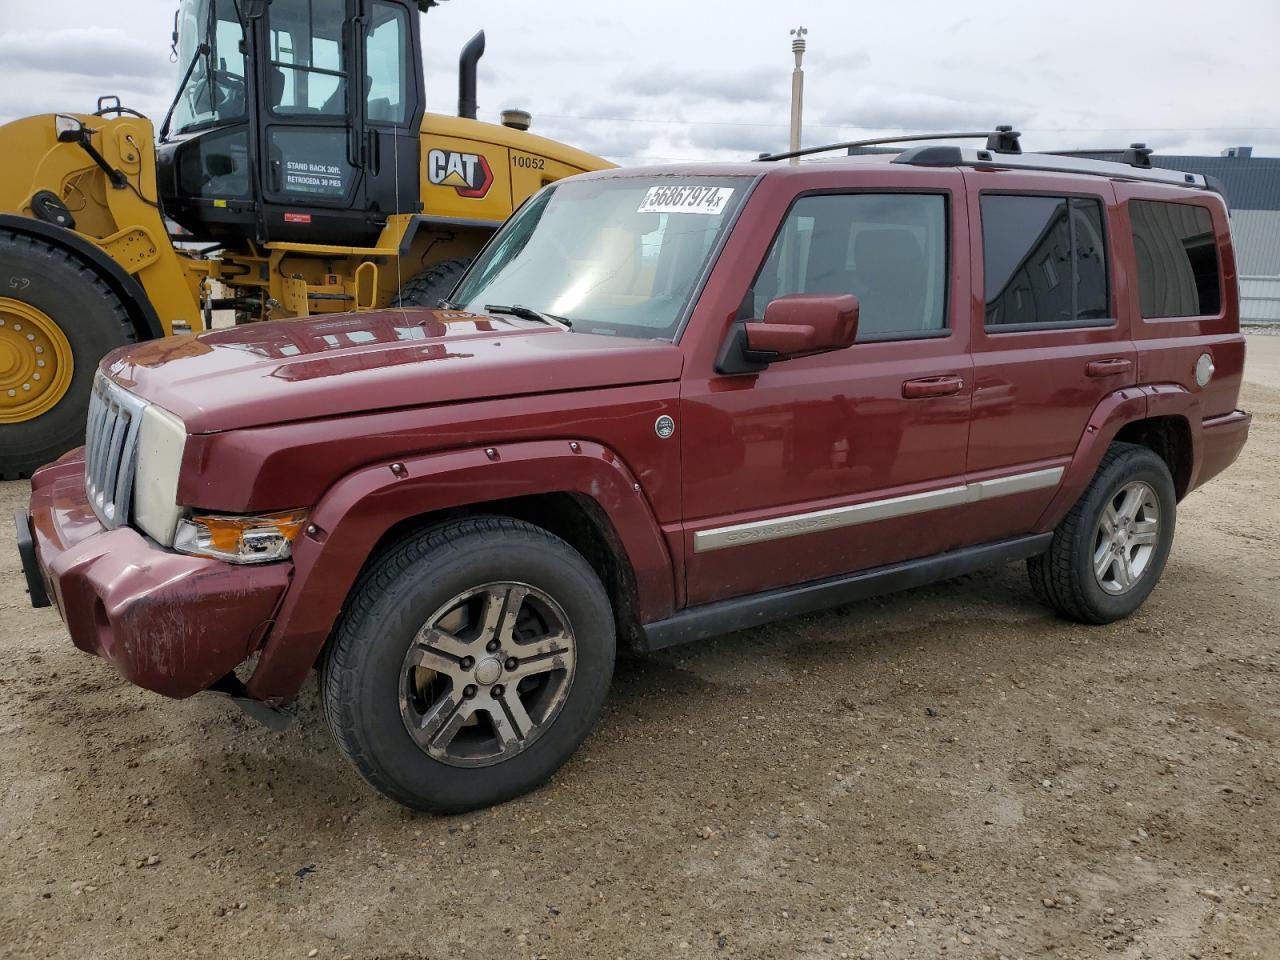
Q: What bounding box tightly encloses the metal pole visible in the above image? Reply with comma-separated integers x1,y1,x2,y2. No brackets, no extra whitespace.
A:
789,27,808,162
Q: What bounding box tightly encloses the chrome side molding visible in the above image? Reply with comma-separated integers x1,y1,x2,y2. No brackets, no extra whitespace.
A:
693,467,1064,553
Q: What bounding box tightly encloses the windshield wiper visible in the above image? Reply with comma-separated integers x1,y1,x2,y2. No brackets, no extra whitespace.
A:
484,304,573,329
159,42,209,141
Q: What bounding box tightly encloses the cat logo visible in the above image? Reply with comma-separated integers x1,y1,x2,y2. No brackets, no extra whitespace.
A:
427,149,494,199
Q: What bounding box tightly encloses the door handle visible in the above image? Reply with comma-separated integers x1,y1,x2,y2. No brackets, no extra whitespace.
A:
902,375,965,399
1086,358,1133,378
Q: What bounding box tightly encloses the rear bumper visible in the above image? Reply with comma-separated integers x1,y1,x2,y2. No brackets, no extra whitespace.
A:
1192,408,1251,492
22,454,290,700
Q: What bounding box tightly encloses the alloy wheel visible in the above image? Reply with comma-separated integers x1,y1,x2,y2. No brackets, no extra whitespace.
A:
1092,480,1161,595
398,582,577,767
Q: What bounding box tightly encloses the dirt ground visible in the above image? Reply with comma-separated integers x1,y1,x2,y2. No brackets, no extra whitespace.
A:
2,340,1278,960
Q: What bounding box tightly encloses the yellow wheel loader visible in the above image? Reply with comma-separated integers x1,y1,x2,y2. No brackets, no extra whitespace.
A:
0,0,611,477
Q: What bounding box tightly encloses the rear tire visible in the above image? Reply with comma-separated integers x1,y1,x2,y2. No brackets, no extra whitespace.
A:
1028,442,1176,624
394,256,472,308
0,231,135,479
321,517,615,813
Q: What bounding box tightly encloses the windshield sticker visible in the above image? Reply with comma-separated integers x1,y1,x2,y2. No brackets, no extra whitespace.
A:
637,185,734,215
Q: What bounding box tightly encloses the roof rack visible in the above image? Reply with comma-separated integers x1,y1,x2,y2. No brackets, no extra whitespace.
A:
1047,145,1154,169
755,126,1023,163
755,124,1213,193
892,145,1211,191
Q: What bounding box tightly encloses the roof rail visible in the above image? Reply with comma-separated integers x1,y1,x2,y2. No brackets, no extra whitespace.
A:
1046,143,1153,169
754,126,1217,198
891,145,1211,191
755,127,1022,163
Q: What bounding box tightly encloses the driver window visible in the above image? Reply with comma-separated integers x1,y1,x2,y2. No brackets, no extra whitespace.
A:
750,193,949,340
269,0,347,116
366,2,409,124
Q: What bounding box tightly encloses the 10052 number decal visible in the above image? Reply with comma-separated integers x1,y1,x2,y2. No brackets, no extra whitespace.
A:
513,155,545,170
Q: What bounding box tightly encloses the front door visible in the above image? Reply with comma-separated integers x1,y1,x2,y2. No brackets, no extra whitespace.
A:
680,183,975,605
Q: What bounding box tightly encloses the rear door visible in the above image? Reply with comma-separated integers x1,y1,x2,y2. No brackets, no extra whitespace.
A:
678,171,975,605
961,170,1136,540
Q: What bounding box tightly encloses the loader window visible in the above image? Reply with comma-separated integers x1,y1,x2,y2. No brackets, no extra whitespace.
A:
171,0,247,133
366,2,410,124
268,0,348,116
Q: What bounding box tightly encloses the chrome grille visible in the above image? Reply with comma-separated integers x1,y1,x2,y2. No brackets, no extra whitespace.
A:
84,374,147,529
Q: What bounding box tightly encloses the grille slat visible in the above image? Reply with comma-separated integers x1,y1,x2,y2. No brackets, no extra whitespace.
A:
90,401,114,500
101,408,128,522
84,375,147,530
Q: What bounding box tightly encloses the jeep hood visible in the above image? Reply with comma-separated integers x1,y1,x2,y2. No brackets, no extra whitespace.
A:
102,308,684,433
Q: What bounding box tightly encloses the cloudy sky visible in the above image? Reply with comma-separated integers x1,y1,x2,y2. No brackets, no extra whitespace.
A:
1,0,1276,162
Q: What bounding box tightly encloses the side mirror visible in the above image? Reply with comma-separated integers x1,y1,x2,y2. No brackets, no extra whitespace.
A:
716,293,860,375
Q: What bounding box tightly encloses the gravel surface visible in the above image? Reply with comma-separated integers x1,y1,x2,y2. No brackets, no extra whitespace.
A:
1,347,1277,960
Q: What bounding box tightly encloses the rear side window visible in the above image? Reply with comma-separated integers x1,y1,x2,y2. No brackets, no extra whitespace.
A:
1128,200,1221,318
750,193,949,340
982,195,1110,328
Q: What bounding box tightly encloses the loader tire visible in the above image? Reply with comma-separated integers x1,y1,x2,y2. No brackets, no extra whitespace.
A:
394,257,472,309
0,231,136,479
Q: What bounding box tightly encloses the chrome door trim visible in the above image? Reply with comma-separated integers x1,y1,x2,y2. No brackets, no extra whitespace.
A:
692,466,1064,553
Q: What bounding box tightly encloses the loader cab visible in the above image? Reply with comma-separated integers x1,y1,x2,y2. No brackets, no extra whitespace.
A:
156,0,425,246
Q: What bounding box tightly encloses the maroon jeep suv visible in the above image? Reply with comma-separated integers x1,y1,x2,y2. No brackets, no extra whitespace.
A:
17,135,1250,812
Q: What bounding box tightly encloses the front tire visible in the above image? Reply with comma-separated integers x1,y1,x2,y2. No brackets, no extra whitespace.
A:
322,517,615,813
1028,443,1176,624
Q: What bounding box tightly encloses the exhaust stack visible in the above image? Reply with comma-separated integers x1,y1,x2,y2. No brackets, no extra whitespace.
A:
458,30,485,120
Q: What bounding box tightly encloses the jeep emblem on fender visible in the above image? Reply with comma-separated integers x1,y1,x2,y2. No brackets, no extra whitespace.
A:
655,415,675,439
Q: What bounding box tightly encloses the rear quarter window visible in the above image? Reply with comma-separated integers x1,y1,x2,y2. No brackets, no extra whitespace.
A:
1128,200,1221,318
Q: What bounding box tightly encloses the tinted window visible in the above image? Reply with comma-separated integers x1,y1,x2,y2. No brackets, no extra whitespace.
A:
178,127,250,199
1129,200,1221,317
751,194,948,339
1072,198,1109,320
982,195,1110,328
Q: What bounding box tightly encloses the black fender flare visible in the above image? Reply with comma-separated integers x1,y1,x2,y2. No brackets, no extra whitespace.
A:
0,213,164,340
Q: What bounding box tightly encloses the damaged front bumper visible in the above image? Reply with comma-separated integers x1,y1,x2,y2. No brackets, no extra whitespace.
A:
19,453,290,704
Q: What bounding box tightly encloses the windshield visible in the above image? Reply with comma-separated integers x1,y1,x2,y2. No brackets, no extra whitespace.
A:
171,0,247,134
452,176,751,340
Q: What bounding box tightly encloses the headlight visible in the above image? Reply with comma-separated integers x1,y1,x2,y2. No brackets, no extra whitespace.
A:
133,403,187,546
173,509,309,564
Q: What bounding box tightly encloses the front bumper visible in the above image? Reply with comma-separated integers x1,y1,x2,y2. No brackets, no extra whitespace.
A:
20,453,290,700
